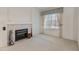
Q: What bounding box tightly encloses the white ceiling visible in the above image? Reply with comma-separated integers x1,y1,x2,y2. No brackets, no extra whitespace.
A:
37,7,58,12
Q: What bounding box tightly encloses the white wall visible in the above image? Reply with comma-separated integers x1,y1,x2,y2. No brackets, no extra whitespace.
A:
8,7,41,36
62,7,78,41
32,8,41,36
77,8,79,47
8,7,32,24
73,8,78,41
0,8,8,47
62,7,76,41
0,7,41,47
72,7,79,48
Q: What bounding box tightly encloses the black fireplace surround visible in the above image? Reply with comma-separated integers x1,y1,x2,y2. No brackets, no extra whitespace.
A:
15,29,28,41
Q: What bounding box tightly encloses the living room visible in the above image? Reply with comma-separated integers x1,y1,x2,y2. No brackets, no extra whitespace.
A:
0,7,79,51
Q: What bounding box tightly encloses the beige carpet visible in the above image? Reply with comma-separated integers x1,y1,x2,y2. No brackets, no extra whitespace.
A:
0,34,78,51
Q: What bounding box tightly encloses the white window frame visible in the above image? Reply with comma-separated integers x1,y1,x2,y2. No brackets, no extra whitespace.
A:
44,13,60,30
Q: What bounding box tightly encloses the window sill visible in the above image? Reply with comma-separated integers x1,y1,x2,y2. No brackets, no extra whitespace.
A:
44,26,59,30
44,28,59,30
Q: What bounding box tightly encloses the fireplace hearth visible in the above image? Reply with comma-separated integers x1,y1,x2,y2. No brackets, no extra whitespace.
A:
15,29,28,41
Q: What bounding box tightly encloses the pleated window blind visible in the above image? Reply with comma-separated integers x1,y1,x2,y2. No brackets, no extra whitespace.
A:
41,8,63,29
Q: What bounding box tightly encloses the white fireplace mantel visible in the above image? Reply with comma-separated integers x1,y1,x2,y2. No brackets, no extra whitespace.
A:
7,24,32,42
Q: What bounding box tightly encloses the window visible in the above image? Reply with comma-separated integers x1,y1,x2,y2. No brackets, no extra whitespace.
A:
44,13,60,29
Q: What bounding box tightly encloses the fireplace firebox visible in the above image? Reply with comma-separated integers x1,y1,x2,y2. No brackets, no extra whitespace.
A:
15,29,28,41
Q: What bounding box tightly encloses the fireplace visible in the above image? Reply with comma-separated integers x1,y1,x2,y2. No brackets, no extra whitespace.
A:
15,29,28,41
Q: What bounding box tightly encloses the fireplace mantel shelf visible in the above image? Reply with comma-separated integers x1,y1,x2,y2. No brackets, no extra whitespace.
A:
7,22,32,25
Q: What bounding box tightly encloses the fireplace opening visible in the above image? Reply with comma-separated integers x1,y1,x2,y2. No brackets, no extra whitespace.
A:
15,29,28,41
